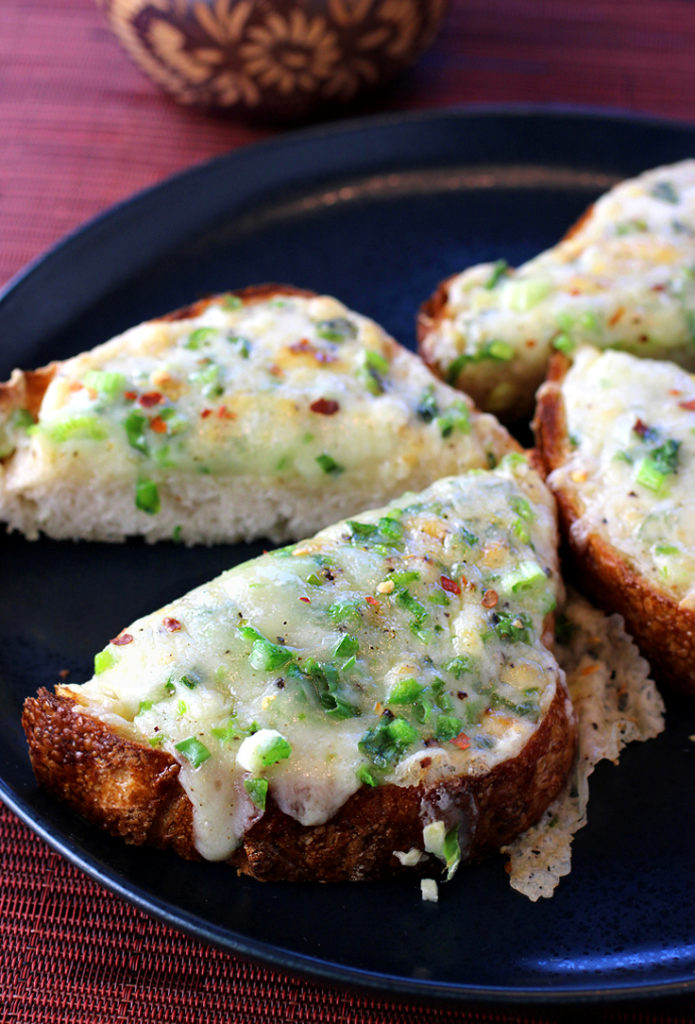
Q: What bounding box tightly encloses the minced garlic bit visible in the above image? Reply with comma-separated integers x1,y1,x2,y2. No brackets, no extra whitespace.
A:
420,878,439,902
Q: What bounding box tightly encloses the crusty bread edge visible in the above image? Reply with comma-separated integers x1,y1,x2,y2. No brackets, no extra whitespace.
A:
534,353,695,697
23,681,576,882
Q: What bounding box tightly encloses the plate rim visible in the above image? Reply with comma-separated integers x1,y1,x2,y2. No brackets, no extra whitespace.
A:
3,102,695,1006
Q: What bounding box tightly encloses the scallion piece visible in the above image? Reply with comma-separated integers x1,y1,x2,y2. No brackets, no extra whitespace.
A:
135,479,160,514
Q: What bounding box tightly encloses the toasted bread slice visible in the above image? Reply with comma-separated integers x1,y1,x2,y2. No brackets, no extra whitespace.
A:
418,161,695,421
0,284,512,545
23,457,576,882
534,345,695,696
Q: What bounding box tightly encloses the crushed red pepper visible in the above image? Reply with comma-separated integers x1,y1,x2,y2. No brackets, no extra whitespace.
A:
309,398,340,415
111,632,134,646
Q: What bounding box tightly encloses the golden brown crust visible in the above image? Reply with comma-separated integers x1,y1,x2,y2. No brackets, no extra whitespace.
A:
155,283,317,323
416,274,455,385
23,683,576,881
534,355,695,697
0,365,58,426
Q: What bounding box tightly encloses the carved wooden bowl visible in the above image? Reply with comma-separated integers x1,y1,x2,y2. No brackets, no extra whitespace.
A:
97,0,448,120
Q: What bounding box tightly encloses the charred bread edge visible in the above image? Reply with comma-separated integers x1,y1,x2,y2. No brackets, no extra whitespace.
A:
534,352,695,696
22,682,576,882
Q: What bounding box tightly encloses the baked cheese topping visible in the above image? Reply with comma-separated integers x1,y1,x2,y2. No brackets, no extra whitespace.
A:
547,346,695,605
427,160,695,418
1,293,509,535
66,457,562,861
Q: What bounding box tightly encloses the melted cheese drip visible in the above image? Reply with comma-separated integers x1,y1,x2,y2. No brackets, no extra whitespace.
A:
67,458,563,861
548,345,695,605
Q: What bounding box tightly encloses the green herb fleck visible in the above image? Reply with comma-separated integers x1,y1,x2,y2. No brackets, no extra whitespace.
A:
175,736,211,768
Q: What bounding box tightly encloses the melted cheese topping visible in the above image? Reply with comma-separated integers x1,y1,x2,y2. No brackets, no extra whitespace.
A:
427,160,695,418
66,457,562,861
547,346,695,605
1,293,510,537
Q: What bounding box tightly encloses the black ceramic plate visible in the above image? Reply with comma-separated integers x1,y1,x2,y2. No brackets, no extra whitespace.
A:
2,107,695,1007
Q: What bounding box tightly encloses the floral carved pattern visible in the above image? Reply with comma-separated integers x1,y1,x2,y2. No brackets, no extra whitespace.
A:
98,0,448,116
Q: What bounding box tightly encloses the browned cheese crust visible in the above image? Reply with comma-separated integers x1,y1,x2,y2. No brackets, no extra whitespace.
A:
534,353,695,697
23,684,576,882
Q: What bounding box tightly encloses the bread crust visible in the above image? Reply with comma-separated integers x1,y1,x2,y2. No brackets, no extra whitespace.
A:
23,683,576,882
534,353,695,696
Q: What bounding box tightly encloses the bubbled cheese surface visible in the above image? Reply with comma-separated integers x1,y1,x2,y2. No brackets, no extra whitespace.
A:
427,160,695,417
1,292,511,542
548,346,695,606
67,458,563,862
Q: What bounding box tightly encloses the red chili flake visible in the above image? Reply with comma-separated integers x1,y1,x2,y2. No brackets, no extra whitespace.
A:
679,399,695,411
451,732,470,751
217,405,235,419
651,283,666,292
149,416,167,434
365,596,380,608
58,668,70,679
481,589,498,609
608,307,624,327
310,398,340,415
139,391,163,408
111,632,134,646
440,575,461,595
524,338,537,349
268,364,284,377
68,381,83,392
633,418,651,438
200,408,213,419
163,617,182,632
124,390,137,401
299,596,311,604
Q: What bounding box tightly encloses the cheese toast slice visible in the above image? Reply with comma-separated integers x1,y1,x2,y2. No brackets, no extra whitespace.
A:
0,285,512,545
23,455,576,882
418,160,695,421
535,345,695,695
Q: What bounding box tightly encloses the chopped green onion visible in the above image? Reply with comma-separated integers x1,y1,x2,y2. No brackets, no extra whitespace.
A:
416,384,439,423
46,415,108,443
226,335,251,357
356,764,378,787
650,181,679,204
481,339,515,361
445,656,473,679
334,634,359,658
174,736,211,768
185,327,218,349
10,408,35,430
552,333,575,354
94,649,115,675
506,278,551,312
316,453,344,476
388,677,425,705
484,259,509,289
437,401,471,438
135,479,160,514
83,370,126,397
316,317,357,342
442,827,461,881
124,409,149,454
222,294,243,310
244,777,268,810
